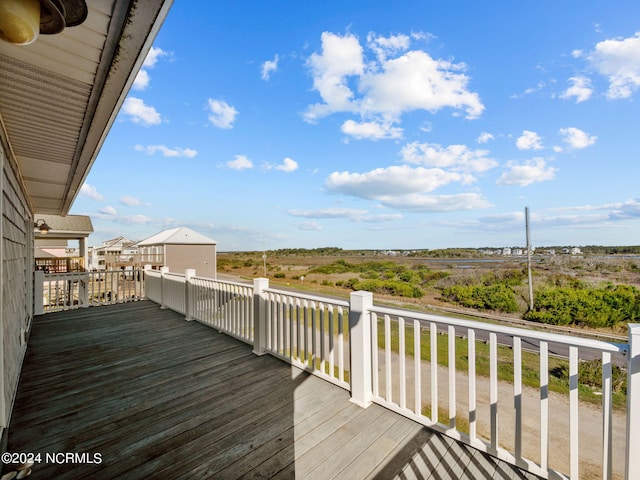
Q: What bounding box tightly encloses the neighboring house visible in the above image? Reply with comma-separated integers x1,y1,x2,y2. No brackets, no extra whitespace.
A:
88,236,137,271
136,227,216,278
0,0,171,448
33,214,93,272
137,227,217,279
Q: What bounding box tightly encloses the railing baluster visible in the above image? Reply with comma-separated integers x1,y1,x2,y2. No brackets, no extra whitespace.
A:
602,351,612,480
371,313,379,398
513,336,522,460
540,340,549,473
569,346,579,479
490,332,498,451
430,321,438,423
468,328,476,441
448,325,456,429
385,314,392,402
337,306,344,383
399,316,406,410
414,320,421,416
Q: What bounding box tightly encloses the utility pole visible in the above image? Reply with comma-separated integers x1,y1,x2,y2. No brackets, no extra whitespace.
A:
525,207,534,311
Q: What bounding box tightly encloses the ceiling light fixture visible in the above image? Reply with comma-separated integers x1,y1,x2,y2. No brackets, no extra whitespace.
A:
0,0,88,45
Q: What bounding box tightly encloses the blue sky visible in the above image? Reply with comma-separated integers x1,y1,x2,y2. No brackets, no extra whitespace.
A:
72,1,640,251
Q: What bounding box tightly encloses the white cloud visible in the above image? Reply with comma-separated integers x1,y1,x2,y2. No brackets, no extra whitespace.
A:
401,142,497,174
120,195,145,207
560,76,593,103
208,99,238,129
134,144,198,158
367,32,411,61
261,54,279,80
477,132,494,144
377,192,491,212
80,183,103,201
276,157,298,172
296,221,323,231
143,46,168,68
288,208,403,222
497,158,556,186
341,119,403,140
588,32,640,99
133,69,150,90
99,206,117,215
122,97,162,126
133,47,169,91
226,154,253,170
326,165,462,198
558,127,597,150
516,130,543,150
304,31,484,127
264,157,299,172
288,208,368,219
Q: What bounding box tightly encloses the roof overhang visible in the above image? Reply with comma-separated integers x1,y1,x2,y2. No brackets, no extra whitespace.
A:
0,0,173,216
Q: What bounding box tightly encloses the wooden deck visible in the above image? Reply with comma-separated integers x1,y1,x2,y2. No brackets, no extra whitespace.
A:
5,301,541,479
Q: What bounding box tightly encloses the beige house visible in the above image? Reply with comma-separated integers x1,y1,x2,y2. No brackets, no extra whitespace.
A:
137,227,217,278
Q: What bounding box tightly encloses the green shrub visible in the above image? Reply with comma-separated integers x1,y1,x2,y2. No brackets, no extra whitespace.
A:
524,283,640,327
441,284,518,313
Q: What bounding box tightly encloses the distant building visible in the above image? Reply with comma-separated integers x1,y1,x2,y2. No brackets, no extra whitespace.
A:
137,227,217,278
88,236,137,271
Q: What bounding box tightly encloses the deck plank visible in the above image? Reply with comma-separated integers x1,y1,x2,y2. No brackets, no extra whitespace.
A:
5,301,541,479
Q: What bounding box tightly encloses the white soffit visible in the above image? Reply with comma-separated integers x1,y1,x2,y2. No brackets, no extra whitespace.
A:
0,0,173,215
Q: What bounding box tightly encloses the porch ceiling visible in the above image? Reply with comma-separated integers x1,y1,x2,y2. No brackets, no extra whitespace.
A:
0,0,173,216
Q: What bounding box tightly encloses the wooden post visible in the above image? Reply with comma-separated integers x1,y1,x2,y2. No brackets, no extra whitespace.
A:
349,290,373,408
185,269,195,321
626,324,640,480
252,278,269,356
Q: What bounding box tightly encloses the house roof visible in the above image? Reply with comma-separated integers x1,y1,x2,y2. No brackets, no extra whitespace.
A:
137,227,217,246
0,0,174,216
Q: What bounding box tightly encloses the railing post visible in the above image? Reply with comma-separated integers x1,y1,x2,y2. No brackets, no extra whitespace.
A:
79,273,89,307
142,265,151,300
34,270,44,315
185,269,196,321
349,290,373,408
159,266,169,309
626,323,640,480
252,278,269,356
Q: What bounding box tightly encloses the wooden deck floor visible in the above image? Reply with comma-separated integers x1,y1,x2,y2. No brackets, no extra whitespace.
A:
6,301,540,479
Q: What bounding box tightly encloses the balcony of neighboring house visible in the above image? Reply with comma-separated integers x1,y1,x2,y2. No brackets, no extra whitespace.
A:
8,267,639,479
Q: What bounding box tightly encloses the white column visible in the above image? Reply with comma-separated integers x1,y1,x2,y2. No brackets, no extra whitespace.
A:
349,290,373,408
79,237,87,271
626,324,640,480
252,278,269,356
185,268,195,321
159,266,169,309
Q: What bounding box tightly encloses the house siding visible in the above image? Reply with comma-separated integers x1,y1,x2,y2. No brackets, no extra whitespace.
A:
1,143,31,430
165,244,217,278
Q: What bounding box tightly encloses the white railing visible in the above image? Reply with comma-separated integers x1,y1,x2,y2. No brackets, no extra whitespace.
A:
123,271,640,479
34,269,145,313
262,285,351,390
368,303,631,480
189,274,254,344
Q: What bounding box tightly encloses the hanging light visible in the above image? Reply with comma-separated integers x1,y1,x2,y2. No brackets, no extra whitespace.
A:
0,0,88,45
34,219,52,234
